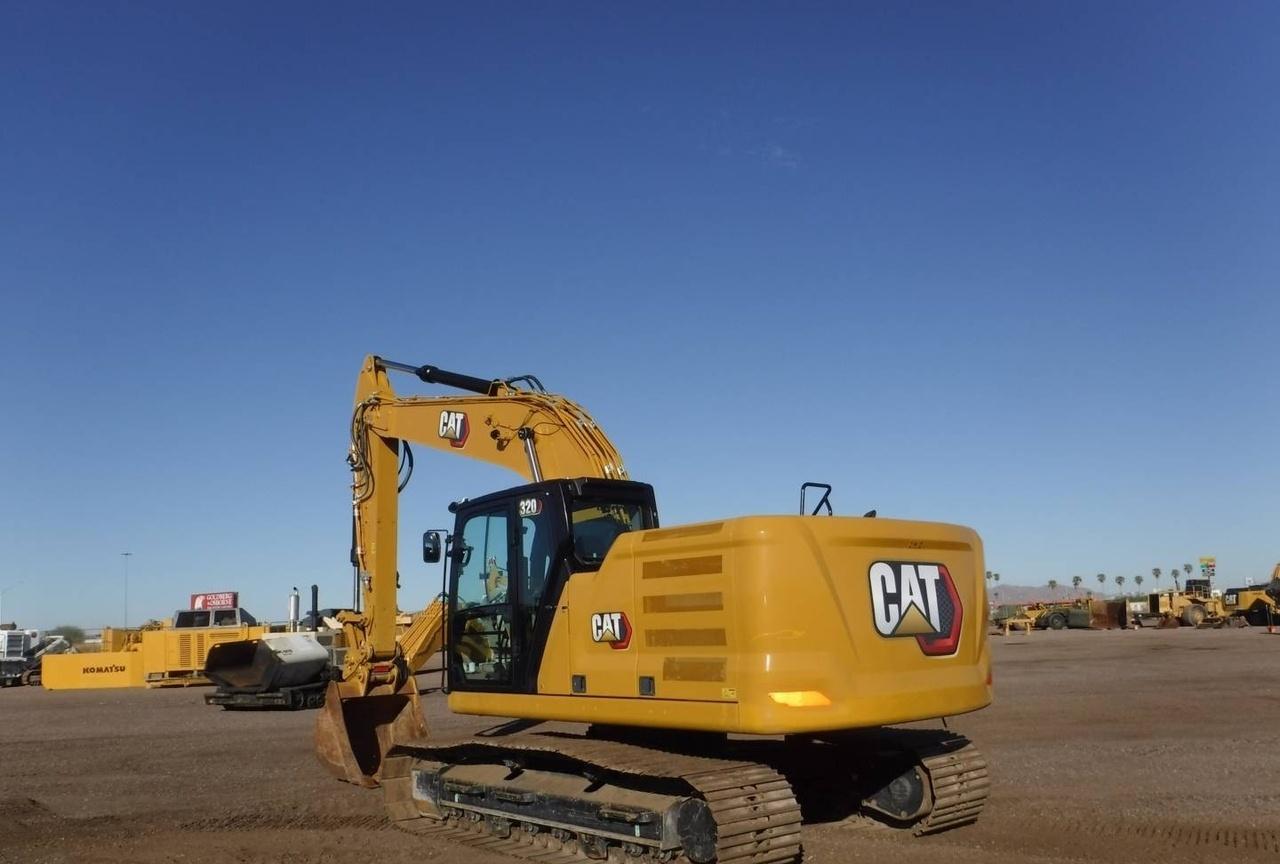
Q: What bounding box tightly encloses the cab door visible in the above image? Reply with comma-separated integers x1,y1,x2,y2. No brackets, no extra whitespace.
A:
447,488,568,694
513,488,562,690
448,504,517,690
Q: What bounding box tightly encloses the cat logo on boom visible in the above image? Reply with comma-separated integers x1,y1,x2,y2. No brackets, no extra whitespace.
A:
589,611,631,650
868,561,964,656
438,410,469,448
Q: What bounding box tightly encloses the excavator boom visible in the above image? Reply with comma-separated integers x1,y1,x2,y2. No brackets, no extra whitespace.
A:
318,356,627,785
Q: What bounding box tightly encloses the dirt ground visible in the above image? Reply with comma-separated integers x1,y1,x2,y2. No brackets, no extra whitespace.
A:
3,627,1278,864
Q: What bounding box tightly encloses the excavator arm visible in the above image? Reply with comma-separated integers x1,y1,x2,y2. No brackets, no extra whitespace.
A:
317,356,627,786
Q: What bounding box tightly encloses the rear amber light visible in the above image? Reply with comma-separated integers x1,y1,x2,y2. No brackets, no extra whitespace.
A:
769,690,831,708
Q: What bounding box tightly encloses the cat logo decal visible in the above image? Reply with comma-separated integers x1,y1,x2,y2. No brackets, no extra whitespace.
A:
589,611,631,650
438,411,469,448
868,561,963,656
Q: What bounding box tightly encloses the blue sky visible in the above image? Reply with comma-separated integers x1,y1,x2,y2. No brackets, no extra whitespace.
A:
1,3,1276,628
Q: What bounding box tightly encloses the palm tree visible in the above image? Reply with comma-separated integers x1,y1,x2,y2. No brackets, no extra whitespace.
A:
1183,563,1193,582
1072,575,1083,591
1135,574,1144,589
1172,566,1182,591
1096,573,1106,590
1152,567,1161,588
1115,575,1126,594
985,570,993,583
1048,579,1059,595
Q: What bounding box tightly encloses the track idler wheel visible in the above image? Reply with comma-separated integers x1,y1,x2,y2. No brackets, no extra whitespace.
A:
861,765,932,824
673,797,717,863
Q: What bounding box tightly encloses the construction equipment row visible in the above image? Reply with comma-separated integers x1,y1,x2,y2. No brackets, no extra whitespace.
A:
36,587,361,694
991,564,1280,633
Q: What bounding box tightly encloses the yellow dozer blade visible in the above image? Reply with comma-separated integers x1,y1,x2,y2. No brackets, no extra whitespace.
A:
315,678,428,788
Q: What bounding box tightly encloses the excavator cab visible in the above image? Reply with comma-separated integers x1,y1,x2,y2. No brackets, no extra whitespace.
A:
317,477,657,787
444,478,657,695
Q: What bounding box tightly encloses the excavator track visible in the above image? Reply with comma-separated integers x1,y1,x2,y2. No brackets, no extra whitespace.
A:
912,740,989,835
382,731,802,864
380,728,987,862
784,730,988,838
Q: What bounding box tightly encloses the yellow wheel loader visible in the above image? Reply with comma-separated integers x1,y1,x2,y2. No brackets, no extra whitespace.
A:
1132,579,1242,629
315,356,993,864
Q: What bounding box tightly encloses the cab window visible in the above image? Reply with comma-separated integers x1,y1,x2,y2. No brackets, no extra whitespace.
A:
518,505,556,659
174,611,210,628
521,511,553,607
451,508,512,685
571,500,648,566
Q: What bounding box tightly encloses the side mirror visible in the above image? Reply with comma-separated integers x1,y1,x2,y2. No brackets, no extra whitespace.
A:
423,531,442,564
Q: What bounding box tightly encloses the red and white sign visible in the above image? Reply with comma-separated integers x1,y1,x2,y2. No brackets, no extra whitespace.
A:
190,592,238,610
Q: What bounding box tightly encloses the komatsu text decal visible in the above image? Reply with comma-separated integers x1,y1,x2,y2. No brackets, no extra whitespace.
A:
589,611,631,650
868,561,964,656
438,410,469,448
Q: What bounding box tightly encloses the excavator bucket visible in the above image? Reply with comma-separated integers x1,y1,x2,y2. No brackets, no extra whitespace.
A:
315,678,428,788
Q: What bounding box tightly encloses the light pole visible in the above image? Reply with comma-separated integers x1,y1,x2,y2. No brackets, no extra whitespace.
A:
121,552,133,628
0,582,22,628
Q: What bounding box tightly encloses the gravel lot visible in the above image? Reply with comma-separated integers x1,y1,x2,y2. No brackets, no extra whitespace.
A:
3,626,1278,863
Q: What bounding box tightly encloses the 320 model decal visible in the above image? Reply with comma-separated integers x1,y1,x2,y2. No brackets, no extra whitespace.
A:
868,561,964,656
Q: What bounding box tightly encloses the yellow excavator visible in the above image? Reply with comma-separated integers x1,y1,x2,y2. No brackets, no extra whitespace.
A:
315,356,992,864
1222,564,1280,625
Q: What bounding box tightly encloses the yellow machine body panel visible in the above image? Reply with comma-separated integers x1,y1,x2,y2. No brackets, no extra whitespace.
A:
449,514,990,734
41,651,145,690
140,624,267,685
